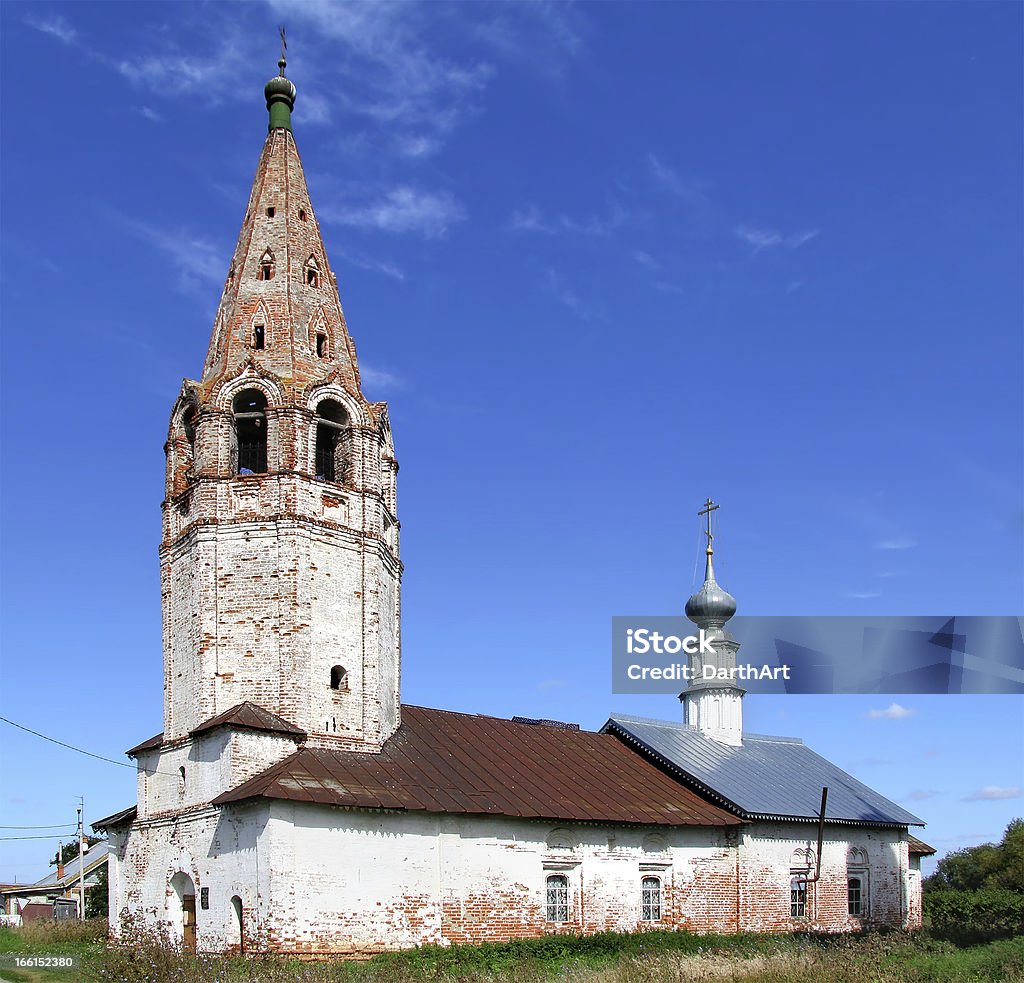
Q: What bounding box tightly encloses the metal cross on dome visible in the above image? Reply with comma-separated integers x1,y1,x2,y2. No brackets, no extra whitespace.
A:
278,25,288,75
698,497,720,550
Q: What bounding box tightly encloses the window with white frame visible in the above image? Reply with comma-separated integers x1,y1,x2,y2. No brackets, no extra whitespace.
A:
545,874,569,923
790,875,807,918
848,876,863,916
641,875,662,922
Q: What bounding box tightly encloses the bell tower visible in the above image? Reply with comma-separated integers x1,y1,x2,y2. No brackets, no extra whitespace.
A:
680,499,744,746
160,56,401,751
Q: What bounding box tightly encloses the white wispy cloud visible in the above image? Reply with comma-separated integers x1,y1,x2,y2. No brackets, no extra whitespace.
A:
867,702,916,720
736,225,819,252
875,537,918,551
115,37,248,97
267,0,493,154
963,786,1024,802
335,250,405,282
323,187,465,238
507,204,620,237
121,217,228,293
24,13,77,45
647,154,708,204
544,268,590,320
467,2,585,74
360,363,404,392
537,678,568,691
137,106,164,123
844,589,882,599
299,91,333,126
394,134,442,158
633,250,661,270
905,789,943,802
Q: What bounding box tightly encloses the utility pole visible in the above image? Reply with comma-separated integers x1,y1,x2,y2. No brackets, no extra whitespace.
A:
77,799,85,920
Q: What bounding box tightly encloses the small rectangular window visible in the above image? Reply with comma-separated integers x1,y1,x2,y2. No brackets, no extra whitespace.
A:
848,877,862,916
790,877,807,918
316,332,327,358
253,325,265,349
266,207,275,218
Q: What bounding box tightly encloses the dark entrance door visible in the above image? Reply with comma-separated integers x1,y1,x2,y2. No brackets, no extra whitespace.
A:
182,894,197,952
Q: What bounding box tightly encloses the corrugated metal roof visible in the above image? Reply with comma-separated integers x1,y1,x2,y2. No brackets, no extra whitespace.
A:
190,702,307,740
214,705,742,828
92,805,136,831
604,713,924,827
126,732,163,757
908,834,937,855
29,843,112,889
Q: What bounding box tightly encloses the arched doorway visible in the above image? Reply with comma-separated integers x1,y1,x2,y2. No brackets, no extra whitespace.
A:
230,895,244,953
169,871,197,952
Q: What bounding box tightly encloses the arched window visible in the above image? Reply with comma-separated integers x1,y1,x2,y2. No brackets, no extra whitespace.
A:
314,399,349,483
233,390,268,475
178,766,186,793
230,895,244,953
791,847,815,870
545,874,568,923
181,406,197,456
304,254,321,288
847,847,868,867
641,876,662,922
330,665,349,691
257,248,275,281
545,828,578,853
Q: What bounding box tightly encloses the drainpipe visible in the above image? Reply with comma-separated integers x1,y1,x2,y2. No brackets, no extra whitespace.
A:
799,788,828,921
803,788,828,883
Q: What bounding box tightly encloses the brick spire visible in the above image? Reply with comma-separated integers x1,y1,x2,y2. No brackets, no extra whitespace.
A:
200,66,360,394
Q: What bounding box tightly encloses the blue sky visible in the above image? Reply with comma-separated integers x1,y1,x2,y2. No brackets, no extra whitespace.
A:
1,1,1021,883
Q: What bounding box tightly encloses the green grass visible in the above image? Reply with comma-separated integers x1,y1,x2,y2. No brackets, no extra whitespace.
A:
0,922,1021,983
0,920,107,982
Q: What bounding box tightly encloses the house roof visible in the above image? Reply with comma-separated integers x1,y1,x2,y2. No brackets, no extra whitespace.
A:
908,834,937,855
213,705,741,828
603,713,924,827
28,842,112,890
126,702,307,758
189,701,307,740
92,806,137,831
126,732,163,757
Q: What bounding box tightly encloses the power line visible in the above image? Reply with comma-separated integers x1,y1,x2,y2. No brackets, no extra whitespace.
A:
0,714,181,780
0,834,78,841
0,715,137,770
0,825,77,830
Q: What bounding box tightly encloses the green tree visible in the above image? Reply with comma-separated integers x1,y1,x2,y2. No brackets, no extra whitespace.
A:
52,836,101,868
924,819,1024,893
85,863,108,919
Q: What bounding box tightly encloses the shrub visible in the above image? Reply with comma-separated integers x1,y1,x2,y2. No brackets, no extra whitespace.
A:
925,888,1024,946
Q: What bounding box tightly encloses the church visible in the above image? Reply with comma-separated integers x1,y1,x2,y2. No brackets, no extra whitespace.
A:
95,59,933,955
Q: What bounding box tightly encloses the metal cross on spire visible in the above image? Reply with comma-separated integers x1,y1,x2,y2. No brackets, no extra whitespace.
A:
698,497,719,551
278,25,288,75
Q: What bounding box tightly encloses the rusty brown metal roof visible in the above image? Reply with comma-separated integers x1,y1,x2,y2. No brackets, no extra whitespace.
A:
126,732,163,757
908,834,937,855
92,805,137,831
190,701,307,740
212,705,741,827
